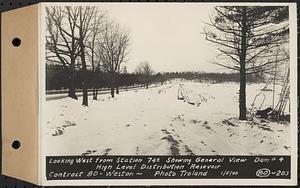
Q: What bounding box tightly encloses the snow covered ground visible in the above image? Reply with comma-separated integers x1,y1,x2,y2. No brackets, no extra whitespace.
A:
42,80,290,156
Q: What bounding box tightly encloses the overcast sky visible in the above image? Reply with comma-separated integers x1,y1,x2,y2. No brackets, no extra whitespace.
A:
98,3,223,73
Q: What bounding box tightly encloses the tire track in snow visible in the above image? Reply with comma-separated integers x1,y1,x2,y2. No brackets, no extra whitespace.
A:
161,127,195,156
167,113,218,155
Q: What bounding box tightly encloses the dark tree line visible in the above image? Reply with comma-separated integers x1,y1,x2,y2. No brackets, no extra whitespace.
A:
46,64,264,91
159,71,264,83
46,64,149,91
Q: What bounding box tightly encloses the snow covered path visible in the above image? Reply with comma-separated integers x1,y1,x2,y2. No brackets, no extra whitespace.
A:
43,80,290,156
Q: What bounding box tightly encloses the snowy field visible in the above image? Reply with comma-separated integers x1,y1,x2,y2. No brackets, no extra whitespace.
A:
43,80,290,156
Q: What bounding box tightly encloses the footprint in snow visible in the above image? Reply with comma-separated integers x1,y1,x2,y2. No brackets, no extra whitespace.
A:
184,145,195,156
170,145,180,156
104,148,112,155
61,121,76,128
161,129,171,135
136,147,140,154
52,129,63,136
283,146,290,150
82,149,97,156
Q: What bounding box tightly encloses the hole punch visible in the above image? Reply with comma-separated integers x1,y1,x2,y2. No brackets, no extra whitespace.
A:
12,140,21,149
12,38,21,47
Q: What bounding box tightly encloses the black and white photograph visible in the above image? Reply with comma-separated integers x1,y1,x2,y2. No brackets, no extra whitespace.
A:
42,3,294,157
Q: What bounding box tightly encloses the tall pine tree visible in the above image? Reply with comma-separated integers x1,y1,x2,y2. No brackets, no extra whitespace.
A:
203,6,289,120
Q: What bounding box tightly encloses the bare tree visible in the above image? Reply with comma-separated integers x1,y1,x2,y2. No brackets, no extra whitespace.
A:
116,64,129,94
75,6,101,106
46,6,80,100
46,6,107,106
203,6,289,120
86,10,106,100
97,22,130,98
135,61,154,89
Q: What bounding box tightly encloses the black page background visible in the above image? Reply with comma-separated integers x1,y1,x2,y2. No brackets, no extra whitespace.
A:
0,0,298,187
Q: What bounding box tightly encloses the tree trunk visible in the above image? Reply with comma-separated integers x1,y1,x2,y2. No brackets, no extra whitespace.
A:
78,9,88,107
239,68,247,120
239,7,247,120
81,76,88,106
68,63,78,100
116,74,119,94
95,88,98,100
82,82,88,106
111,86,115,98
110,73,115,98
79,41,88,106
93,87,97,100
146,76,149,89
81,59,88,107
92,71,98,100
68,85,77,100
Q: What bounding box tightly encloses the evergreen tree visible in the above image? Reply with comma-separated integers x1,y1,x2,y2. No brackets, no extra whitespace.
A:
203,6,289,120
